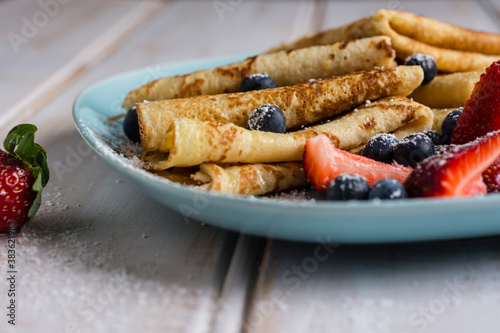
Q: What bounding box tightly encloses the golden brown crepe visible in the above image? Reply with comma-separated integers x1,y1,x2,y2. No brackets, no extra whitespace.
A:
270,9,500,72
137,66,424,152
122,36,397,110
192,162,306,196
142,97,433,170
409,69,483,108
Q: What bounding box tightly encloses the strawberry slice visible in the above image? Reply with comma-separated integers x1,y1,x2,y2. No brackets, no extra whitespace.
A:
303,135,412,191
450,60,500,192
405,130,500,198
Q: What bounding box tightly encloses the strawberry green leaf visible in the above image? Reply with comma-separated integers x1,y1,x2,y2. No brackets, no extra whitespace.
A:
34,144,49,187
4,124,38,154
4,124,49,188
27,175,43,226
15,131,35,162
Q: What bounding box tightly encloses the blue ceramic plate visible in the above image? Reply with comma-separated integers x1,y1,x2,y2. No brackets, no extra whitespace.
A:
73,53,500,244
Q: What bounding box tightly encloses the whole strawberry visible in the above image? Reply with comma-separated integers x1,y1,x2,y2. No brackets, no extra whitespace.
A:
451,60,500,192
0,124,49,233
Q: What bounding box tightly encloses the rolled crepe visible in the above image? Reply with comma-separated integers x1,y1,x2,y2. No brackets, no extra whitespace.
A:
142,97,433,170
409,69,484,108
122,36,396,110
270,9,500,72
138,66,424,152
192,162,306,196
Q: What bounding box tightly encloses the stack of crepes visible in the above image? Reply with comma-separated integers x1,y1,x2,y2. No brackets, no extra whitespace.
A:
269,9,500,108
121,10,500,196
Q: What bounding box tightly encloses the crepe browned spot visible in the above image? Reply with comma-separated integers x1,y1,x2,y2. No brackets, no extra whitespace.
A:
137,66,424,153
142,96,433,170
122,36,396,110
270,9,500,73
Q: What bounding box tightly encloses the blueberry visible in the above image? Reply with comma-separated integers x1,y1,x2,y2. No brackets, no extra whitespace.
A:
362,133,399,164
440,108,463,144
248,104,286,133
123,106,141,143
326,174,371,201
393,133,436,167
240,73,276,92
404,54,437,84
368,178,408,200
423,129,446,146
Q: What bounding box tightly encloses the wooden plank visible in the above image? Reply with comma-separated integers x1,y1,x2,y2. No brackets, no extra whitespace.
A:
210,235,267,333
0,1,315,332
483,0,500,29
275,0,324,47
244,238,500,333
0,0,165,134
87,0,322,69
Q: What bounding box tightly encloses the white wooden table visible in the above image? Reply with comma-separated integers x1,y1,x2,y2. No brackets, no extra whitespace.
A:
1,1,500,332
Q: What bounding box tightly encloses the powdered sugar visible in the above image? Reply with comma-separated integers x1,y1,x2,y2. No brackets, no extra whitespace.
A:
116,141,142,159
247,104,286,132
248,104,274,131
405,53,434,69
267,187,319,201
247,72,270,79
